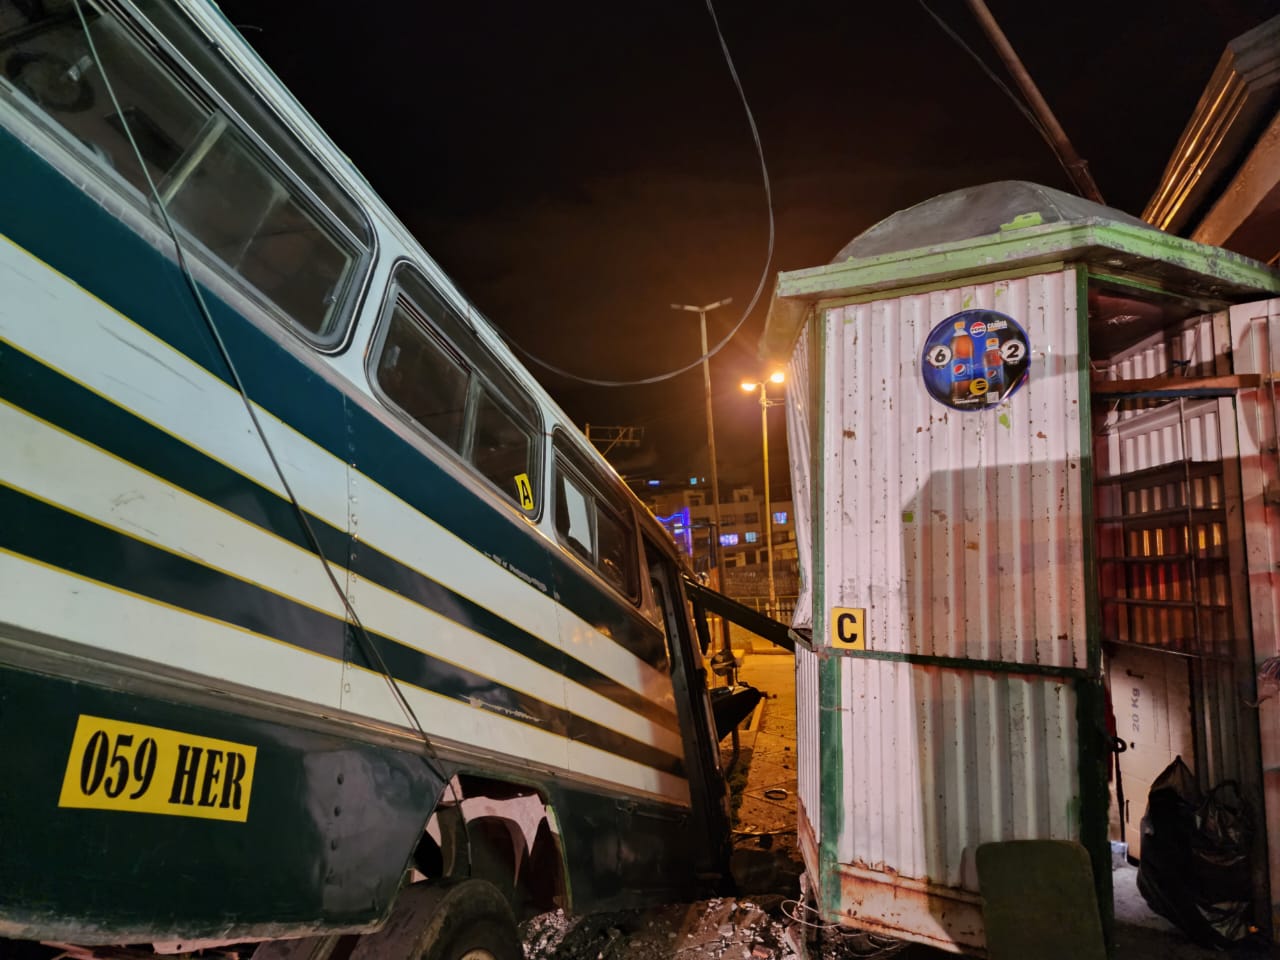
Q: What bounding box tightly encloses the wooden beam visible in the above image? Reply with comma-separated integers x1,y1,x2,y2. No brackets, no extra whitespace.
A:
1091,373,1261,396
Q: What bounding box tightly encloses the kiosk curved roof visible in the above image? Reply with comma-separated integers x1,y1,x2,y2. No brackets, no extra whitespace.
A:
831,180,1152,264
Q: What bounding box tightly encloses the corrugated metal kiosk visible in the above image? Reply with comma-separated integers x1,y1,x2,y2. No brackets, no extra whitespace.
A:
761,181,1280,954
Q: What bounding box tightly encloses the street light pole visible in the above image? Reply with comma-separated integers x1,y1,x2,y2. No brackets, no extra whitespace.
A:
963,0,1104,205
743,371,784,619
760,380,776,619
671,299,732,577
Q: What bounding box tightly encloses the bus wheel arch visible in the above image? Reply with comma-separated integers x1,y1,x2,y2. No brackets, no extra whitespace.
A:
422,777,567,920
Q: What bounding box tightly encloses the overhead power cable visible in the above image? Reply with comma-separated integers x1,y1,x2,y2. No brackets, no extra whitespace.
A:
499,0,775,388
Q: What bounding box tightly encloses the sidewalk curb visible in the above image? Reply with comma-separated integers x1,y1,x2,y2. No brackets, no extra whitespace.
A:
738,695,767,755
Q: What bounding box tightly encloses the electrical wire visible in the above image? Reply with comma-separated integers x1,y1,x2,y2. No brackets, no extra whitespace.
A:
69,1,450,786
780,901,906,957
499,0,775,388
916,0,1080,189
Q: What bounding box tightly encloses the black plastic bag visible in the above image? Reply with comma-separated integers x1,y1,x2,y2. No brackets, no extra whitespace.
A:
1136,756,1254,947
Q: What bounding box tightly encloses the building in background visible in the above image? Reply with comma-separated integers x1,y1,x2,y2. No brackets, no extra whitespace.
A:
645,481,798,622
1144,13,1280,264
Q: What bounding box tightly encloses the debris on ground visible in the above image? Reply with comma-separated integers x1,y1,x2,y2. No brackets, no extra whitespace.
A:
520,659,910,960
520,897,910,960
520,898,795,960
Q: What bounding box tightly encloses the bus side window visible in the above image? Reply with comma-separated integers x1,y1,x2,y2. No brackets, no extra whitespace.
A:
554,470,594,564
596,504,635,593
375,302,468,453
0,5,367,343
371,265,541,514
552,446,638,599
644,535,700,674
472,388,533,501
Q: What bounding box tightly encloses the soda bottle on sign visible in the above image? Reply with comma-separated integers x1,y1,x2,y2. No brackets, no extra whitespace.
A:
984,336,1003,402
949,320,972,401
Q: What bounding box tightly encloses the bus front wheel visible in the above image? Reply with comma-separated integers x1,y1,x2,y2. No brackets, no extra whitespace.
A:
350,879,521,960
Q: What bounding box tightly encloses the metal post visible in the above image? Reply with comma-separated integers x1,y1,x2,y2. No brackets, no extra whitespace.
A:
672,299,732,659
760,380,776,620
964,0,1105,205
744,373,784,621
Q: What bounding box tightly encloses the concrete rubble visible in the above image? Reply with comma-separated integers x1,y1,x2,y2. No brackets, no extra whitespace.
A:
520,652,909,960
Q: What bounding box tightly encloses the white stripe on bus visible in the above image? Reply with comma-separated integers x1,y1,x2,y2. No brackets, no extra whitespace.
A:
0,551,689,804
0,235,678,714
342,664,691,806
0,402,684,759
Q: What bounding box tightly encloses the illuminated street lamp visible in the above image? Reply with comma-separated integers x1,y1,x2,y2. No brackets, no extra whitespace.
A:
741,371,785,619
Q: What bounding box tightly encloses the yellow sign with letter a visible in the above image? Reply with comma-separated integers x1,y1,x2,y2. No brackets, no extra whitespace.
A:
514,473,535,511
830,607,866,650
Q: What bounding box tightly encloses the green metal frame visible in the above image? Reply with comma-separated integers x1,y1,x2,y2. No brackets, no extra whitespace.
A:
824,647,1086,680
1072,265,1113,940
809,307,845,920
781,220,1280,301
764,218,1280,364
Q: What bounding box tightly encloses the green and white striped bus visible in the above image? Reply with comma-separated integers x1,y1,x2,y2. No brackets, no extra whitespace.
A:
0,2,734,956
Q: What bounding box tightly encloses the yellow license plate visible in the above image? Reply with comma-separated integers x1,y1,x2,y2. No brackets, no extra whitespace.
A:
58,714,257,822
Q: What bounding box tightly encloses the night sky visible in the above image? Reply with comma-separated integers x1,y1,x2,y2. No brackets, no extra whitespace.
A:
220,0,1278,493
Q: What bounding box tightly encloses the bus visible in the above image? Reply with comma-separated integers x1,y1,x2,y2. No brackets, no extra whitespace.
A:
0,1,733,956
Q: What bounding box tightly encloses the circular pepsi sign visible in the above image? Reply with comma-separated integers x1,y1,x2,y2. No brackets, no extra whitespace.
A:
921,309,1029,412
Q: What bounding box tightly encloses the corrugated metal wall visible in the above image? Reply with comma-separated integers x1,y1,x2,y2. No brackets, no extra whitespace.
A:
1104,310,1231,386
796,646,821,846
786,322,823,848
819,269,1087,893
786,323,814,632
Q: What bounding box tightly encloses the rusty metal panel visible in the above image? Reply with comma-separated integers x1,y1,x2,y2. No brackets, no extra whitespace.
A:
796,644,821,847
816,268,1087,950
835,862,986,954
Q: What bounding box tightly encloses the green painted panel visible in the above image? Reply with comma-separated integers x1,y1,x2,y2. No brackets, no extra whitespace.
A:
0,664,441,943
1073,266,1113,938
779,222,1280,303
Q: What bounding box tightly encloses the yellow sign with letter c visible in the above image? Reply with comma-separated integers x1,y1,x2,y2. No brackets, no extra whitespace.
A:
830,607,866,650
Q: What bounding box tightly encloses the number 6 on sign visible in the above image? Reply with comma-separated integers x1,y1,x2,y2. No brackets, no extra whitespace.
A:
830,607,866,650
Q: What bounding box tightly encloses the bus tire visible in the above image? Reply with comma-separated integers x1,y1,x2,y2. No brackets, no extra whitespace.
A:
349,879,520,960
